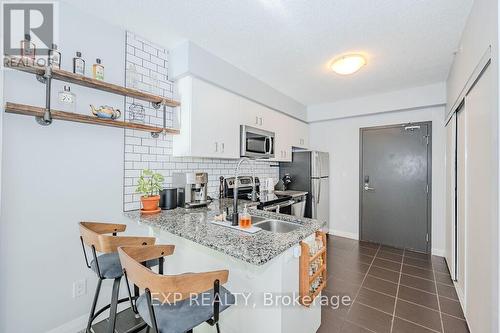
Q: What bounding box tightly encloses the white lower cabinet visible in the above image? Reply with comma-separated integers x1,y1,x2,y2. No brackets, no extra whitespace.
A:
173,76,309,160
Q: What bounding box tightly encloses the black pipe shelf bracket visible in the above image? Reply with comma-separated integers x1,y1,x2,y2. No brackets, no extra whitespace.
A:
35,65,53,126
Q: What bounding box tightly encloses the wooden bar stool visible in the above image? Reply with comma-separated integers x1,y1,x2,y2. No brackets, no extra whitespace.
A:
118,245,234,333
79,222,157,333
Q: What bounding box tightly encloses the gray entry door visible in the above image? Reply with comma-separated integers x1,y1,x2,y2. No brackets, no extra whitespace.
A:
360,122,431,253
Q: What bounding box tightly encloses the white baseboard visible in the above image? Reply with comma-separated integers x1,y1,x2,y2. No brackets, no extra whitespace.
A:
431,248,445,257
454,281,466,313
45,314,87,333
328,230,446,257
328,229,359,240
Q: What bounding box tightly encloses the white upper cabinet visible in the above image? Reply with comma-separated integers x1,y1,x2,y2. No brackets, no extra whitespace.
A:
174,77,240,158
294,120,309,149
173,76,309,160
271,114,309,162
239,98,273,131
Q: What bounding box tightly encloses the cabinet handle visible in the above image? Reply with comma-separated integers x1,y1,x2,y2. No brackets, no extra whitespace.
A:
221,142,225,153
259,117,263,126
255,116,259,125
215,142,218,152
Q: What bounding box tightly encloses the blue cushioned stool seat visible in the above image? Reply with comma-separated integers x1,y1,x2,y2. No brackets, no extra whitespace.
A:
90,252,159,279
136,286,234,333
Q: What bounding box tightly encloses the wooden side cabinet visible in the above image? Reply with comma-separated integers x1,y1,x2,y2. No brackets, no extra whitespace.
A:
299,231,327,306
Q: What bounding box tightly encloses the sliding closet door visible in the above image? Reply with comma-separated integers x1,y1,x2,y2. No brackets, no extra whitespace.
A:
464,65,495,333
456,106,466,302
445,113,457,280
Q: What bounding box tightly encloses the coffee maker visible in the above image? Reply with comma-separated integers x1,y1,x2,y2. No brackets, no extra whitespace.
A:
173,172,209,208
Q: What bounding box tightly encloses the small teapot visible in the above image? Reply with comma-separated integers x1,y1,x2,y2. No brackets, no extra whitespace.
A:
90,105,121,120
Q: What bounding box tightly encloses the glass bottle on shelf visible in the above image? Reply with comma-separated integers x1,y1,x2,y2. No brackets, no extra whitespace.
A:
126,63,139,89
150,72,159,95
57,86,76,112
128,103,145,123
20,34,35,60
48,43,61,68
92,58,104,80
73,51,85,75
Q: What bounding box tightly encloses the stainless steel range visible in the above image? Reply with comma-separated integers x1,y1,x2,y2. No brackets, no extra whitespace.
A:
224,176,294,214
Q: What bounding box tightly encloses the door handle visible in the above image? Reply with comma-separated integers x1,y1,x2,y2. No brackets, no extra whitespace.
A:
364,184,375,191
317,179,321,203
264,137,270,154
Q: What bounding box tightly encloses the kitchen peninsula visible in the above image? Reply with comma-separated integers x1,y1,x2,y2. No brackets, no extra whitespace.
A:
126,199,325,333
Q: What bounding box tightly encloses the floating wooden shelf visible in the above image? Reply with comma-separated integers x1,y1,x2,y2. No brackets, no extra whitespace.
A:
299,231,327,307
4,56,180,107
4,102,179,135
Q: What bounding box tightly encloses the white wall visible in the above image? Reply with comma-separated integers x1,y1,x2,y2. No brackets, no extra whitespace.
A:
0,3,145,332
307,82,446,122
445,0,499,331
0,5,4,216
309,106,446,255
170,40,307,121
447,0,498,114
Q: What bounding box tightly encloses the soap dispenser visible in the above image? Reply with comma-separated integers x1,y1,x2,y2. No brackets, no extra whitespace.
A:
239,204,252,229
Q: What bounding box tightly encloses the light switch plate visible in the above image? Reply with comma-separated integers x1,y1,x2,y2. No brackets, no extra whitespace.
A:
73,279,86,298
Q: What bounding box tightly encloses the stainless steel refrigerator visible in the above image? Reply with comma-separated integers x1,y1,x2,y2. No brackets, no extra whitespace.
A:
279,151,330,231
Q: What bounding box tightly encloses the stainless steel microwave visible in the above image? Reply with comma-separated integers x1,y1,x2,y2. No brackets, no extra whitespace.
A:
240,125,275,159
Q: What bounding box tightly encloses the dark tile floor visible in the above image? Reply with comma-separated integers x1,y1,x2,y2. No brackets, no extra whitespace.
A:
318,235,469,333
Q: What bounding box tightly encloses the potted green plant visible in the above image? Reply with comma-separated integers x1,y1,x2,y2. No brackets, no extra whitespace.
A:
136,169,164,213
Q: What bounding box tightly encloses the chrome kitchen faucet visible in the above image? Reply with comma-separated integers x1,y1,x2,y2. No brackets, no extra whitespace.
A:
229,157,257,226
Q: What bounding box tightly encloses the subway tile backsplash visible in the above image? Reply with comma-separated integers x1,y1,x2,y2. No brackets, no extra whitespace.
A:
123,32,279,211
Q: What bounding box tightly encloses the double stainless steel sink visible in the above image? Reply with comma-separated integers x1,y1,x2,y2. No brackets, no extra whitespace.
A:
251,216,301,233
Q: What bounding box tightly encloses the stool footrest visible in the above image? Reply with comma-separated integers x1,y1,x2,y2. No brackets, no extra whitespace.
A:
91,297,131,322
90,307,148,333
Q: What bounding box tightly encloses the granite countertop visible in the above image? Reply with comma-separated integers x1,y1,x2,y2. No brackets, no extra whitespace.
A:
125,199,324,266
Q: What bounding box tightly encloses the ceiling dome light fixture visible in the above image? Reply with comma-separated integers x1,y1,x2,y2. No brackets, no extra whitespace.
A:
330,54,366,75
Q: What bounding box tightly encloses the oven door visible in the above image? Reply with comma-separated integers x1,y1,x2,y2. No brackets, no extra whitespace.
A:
240,125,275,158
262,200,294,215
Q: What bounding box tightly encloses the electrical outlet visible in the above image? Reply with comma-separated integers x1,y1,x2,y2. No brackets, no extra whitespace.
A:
73,279,86,298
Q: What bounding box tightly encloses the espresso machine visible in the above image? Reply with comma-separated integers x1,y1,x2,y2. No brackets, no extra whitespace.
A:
173,172,209,208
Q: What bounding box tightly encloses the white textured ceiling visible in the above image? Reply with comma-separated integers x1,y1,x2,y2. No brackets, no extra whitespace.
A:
64,0,472,106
